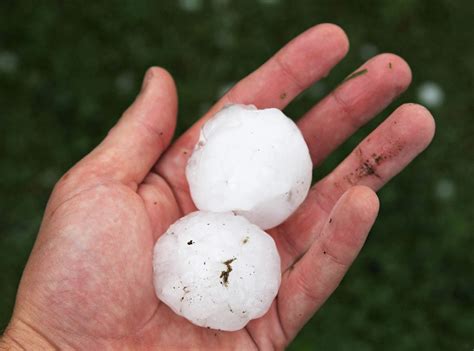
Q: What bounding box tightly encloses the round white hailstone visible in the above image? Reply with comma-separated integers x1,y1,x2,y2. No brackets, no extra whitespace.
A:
417,81,445,108
153,211,281,331
186,104,312,229
435,178,456,200
358,42,379,60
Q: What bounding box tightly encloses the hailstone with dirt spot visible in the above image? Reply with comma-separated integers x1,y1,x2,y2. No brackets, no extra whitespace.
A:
153,211,281,331
186,104,312,229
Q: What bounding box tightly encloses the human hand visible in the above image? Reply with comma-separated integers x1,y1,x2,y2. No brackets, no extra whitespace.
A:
2,24,434,350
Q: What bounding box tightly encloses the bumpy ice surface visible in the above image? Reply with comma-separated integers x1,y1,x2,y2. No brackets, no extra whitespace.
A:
186,104,312,229
153,211,281,331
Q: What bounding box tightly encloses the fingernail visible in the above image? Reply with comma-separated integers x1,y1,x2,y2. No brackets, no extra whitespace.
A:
141,68,154,92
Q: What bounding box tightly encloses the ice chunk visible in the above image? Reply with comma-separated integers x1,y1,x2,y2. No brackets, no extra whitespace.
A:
153,211,281,331
186,104,312,229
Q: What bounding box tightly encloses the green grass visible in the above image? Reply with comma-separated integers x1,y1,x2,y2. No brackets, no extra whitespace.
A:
1,1,473,349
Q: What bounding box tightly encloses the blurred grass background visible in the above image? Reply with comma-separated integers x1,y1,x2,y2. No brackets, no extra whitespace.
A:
1,0,472,349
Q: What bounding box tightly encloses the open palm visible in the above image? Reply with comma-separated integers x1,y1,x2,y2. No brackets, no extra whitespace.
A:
5,24,434,350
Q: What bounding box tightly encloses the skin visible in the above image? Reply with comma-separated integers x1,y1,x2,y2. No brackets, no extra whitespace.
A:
1,24,435,350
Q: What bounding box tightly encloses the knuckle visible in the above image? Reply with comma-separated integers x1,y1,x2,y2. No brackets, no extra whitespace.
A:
294,269,322,304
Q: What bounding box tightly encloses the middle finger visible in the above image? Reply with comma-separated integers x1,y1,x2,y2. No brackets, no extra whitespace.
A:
298,53,412,165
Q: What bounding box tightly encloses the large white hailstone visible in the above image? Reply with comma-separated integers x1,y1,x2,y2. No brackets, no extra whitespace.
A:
153,211,281,331
186,104,312,229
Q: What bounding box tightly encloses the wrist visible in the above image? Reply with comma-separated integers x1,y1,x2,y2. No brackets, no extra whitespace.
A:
1,318,56,350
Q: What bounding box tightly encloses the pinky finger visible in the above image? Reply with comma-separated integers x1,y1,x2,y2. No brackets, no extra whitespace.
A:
277,186,379,341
